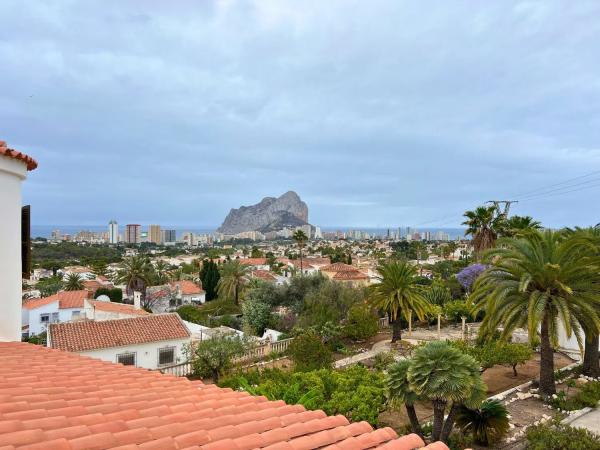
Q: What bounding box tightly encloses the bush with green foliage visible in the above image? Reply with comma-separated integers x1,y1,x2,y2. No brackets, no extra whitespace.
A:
176,299,240,326
37,276,64,297
219,366,386,425
188,334,248,383
526,423,600,450
549,380,600,411
94,287,123,302
455,399,509,446
241,298,273,336
299,279,365,328
288,330,332,371
443,300,471,324
343,304,378,341
451,340,533,375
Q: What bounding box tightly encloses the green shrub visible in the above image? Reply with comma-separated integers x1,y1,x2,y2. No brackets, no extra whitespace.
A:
526,423,600,450
288,331,332,371
343,304,378,341
443,300,471,324
94,287,123,302
550,381,600,411
455,399,509,446
372,351,396,371
219,366,386,425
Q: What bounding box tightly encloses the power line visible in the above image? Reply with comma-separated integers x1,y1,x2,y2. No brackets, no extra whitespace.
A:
512,169,600,199
519,179,600,202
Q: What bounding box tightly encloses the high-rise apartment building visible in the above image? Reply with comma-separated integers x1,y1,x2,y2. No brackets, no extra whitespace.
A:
108,220,118,244
125,224,141,244
149,224,162,244
162,229,176,243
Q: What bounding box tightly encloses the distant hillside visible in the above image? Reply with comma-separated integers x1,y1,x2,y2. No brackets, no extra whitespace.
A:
217,191,310,234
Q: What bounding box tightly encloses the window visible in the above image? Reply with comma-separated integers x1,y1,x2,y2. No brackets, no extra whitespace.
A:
71,311,81,320
158,347,175,366
40,313,49,323
51,312,59,323
116,352,136,366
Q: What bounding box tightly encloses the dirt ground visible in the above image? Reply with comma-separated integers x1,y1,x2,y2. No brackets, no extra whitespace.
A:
378,352,575,433
333,331,392,361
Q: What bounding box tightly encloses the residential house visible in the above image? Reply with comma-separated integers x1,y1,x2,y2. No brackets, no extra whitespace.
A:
320,262,370,286
146,280,205,313
21,290,89,337
249,269,288,286
59,265,95,281
238,257,270,270
47,313,192,370
83,298,150,321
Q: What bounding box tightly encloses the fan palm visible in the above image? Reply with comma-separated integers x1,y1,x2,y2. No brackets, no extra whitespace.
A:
64,273,84,291
217,260,250,305
455,399,510,446
115,255,153,299
387,360,424,439
293,229,308,275
370,261,431,342
462,205,503,256
471,230,600,396
408,341,486,442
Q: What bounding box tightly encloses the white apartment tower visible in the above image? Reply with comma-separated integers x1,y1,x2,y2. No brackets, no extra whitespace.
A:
108,220,119,244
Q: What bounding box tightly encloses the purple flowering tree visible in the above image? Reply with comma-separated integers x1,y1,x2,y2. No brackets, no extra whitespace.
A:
456,264,487,292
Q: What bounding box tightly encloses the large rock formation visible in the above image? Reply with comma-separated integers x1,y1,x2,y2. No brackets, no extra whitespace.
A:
217,191,310,234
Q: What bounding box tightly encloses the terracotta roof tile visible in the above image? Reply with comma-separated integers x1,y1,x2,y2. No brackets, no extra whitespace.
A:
320,263,357,272
89,300,149,316
0,140,37,171
0,342,448,449
170,280,204,295
23,291,89,311
48,313,190,352
332,270,369,281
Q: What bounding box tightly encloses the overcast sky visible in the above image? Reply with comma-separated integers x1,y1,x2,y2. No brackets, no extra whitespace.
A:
3,1,600,228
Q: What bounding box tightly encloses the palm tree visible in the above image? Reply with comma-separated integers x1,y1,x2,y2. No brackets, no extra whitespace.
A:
503,215,542,235
387,360,424,439
64,273,84,291
152,260,171,285
217,260,250,305
462,205,503,256
387,342,488,443
455,399,510,446
115,255,153,300
471,230,600,396
292,229,308,275
566,226,600,377
370,261,431,342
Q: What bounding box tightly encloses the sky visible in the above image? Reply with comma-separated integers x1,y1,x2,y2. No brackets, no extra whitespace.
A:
2,1,600,229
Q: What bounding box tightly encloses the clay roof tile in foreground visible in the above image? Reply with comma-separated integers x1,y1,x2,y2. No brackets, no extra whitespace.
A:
48,314,190,352
0,342,449,449
0,140,38,171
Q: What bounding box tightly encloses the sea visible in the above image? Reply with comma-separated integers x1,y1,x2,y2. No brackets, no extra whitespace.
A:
32,225,466,241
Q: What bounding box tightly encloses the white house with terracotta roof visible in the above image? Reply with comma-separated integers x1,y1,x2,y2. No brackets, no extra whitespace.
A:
171,280,206,304
47,313,192,370
22,290,149,337
21,290,89,337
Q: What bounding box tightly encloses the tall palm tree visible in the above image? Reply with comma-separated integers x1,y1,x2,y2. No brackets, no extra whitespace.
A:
292,229,308,275
566,226,600,377
471,230,600,396
462,205,503,256
115,255,153,300
64,273,84,291
370,261,431,342
503,215,542,237
217,260,250,305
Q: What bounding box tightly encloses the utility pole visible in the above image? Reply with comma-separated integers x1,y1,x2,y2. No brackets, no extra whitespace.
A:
486,200,518,220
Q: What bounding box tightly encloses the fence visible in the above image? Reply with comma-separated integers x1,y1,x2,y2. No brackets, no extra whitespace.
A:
158,338,294,377
234,338,294,364
378,316,389,329
158,361,194,377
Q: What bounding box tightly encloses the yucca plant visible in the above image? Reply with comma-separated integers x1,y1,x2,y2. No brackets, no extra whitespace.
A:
455,399,509,446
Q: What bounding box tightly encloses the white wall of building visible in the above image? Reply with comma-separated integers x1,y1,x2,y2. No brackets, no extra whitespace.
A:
23,303,84,336
0,156,27,341
77,338,190,370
